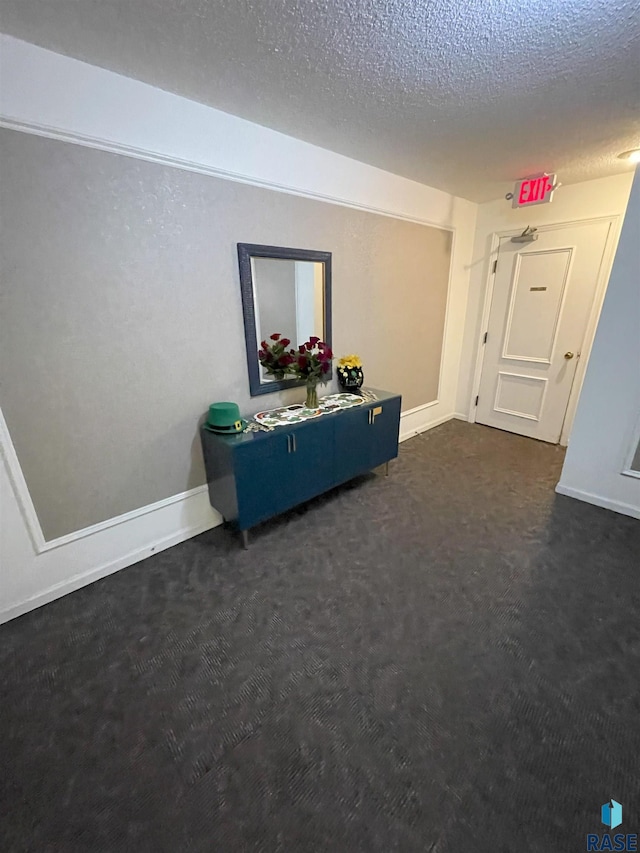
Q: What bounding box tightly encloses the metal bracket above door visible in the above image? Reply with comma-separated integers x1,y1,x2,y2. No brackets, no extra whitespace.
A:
510,226,539,244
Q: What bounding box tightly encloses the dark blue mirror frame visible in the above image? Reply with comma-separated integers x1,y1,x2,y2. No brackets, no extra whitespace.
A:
237,243,333,397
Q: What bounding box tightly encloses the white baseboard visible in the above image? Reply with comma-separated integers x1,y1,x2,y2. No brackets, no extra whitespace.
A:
555,483,640,520
399,412,455,443
2,405,456,624
0,514,219,625
452,412,468,421
399,402,456,443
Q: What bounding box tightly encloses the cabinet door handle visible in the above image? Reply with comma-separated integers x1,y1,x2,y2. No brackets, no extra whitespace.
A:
368,409,373,425
291,434,296,452
286,434,292,453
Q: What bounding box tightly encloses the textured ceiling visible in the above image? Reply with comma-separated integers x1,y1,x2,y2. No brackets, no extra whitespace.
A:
1,0,639,201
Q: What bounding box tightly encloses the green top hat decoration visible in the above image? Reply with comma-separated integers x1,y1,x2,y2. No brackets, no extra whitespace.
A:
205,401,246,434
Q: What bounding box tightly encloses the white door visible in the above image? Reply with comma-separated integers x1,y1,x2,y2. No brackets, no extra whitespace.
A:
476,220,612,444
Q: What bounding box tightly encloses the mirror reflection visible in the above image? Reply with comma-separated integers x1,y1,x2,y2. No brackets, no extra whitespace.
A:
252,258,325,382
630,436,640,473
238,243,332,397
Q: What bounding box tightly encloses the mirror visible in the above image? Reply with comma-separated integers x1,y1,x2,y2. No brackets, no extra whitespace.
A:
625,419,640,476
238,243,332,396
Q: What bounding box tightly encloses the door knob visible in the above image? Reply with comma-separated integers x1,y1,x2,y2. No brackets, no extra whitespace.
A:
564,351,574,359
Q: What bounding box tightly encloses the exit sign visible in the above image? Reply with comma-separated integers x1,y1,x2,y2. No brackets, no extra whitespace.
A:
512,173,556,208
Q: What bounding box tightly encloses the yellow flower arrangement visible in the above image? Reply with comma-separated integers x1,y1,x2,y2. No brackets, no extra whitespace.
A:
338,354,362,370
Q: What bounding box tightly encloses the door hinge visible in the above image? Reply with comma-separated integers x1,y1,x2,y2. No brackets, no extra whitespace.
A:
483,332,488,344
492,260,498,274
475,395,479,406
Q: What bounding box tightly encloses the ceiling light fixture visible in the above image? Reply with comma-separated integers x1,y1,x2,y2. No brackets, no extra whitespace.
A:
618,148,640,163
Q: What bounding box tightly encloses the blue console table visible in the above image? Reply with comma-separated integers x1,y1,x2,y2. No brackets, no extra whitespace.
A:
201,389,401,547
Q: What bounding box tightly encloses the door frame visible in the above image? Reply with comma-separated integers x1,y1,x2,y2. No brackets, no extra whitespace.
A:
466,214,623,445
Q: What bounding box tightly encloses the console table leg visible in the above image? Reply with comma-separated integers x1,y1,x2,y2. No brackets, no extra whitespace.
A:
241,529,249,550
385,461,389,477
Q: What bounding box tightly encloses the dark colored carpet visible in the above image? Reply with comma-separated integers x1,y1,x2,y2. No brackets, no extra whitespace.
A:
1,420,639,852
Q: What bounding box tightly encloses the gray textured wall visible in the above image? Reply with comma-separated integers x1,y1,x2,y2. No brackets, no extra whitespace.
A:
0,128,452,540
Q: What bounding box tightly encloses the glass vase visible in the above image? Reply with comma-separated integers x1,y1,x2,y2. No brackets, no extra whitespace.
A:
305,379,319,409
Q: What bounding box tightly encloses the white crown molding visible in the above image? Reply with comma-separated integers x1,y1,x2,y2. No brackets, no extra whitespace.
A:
1,35,473,233
0,116,454,233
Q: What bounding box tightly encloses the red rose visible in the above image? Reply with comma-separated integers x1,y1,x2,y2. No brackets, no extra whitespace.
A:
258,350,266,359
280,338,291,347
324,348,333,359
309,336,320,346
297,356,307,370
261,340,268,350
280,354,294,366
299,345,306,354
270,333,281,341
